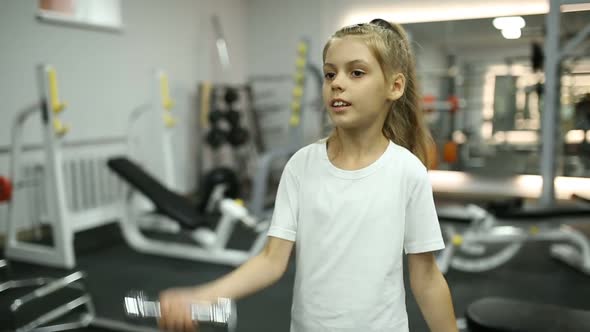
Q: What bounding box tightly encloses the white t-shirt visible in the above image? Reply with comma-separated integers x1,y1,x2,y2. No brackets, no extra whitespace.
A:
267,139,445,332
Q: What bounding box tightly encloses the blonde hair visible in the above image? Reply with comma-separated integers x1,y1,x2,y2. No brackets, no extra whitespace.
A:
323,19,433,167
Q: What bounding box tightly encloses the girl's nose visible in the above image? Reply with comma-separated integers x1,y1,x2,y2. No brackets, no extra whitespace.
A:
331,74,345,91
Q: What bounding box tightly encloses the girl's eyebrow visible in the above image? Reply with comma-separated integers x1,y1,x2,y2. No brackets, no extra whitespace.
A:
323,60,370,68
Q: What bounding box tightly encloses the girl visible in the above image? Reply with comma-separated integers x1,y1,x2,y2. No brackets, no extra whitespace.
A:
159,19,458,332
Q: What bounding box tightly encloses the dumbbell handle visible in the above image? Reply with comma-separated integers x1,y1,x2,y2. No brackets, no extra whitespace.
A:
124,291,236,332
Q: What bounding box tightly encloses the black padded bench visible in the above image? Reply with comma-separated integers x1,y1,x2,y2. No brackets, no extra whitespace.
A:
466,297,590,332
107,157,204,230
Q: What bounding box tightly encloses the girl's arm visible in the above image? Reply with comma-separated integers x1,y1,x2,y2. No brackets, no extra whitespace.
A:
158,236,294,332
408,252,458,332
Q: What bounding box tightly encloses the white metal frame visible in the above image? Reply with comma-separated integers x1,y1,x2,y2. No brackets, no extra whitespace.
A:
126,70,181,233
127,69,177,189
5,65,123,269
437,205,590,275
118,191,269,266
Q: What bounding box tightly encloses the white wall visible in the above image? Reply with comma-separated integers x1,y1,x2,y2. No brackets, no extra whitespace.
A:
0,0,247,234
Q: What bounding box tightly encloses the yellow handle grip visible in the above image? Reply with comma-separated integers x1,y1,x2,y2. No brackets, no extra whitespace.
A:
159,73,175,111
47,68,67,114
200,82,212,128
451,234,463,246
289,114,300,127
163,113,177,128
292,86,303,98
297,42,308,55
293,72,305,84
53,119,69,136
295,57,306,69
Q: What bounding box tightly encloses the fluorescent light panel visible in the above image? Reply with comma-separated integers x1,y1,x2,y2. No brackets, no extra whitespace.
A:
343,1,590,25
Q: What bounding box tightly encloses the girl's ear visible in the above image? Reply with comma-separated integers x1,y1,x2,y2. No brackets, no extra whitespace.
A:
387,73,405,101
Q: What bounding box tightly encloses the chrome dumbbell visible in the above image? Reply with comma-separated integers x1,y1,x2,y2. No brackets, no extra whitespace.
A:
124,290,237,332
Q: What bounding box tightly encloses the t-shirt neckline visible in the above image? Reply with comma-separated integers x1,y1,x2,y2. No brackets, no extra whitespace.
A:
322,139,394,179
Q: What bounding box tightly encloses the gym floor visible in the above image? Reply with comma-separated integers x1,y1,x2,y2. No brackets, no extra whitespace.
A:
2,214,590,332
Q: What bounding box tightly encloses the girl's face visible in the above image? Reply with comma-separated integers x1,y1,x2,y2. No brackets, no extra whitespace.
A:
322,36,395,131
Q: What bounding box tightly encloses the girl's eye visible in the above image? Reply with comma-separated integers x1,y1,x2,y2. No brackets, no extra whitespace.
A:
351,70,365,78
324,72,336,80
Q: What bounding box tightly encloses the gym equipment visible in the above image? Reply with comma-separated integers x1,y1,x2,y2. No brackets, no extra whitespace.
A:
540,0,590,207
127,69,178,190
124,290,237,332
0,176,12,202
0,263,95,332
247,38,315,218
107,157,269,266
466,297,590,332
5,65,125,269
429,170,590,201
211,15,231,75
197,167,241,214
436,203,590,275
205,87,251,149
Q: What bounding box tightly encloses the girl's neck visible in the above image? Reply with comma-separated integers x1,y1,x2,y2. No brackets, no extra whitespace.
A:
327,128,390,170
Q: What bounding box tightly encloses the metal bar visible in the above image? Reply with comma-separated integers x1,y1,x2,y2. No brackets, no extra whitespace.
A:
0,137,126,154
14,295,92,332
6,102,41,262
561,22,590,58
0,277,50,293
540,0,561,207
10,271,86,311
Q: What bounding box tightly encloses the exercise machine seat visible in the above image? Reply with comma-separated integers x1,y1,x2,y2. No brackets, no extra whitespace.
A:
466,297,590,332
107,157,203,230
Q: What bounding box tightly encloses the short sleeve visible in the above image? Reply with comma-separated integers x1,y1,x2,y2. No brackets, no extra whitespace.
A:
266,163,299,242
403,166,445,254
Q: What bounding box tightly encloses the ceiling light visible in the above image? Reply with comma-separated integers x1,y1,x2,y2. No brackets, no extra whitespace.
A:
501,27,522,39
493,16,526,30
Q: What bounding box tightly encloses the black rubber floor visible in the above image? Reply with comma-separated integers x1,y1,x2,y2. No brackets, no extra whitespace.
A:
2,222,590,332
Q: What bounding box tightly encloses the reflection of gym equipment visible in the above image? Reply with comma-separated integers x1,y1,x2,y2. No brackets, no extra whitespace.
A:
107,157,268,266
5,65,126,269
461,6,590,329
436,204,590,275
564,94,590,176
432,169,590,275
430,169,590,205
423,95,463,167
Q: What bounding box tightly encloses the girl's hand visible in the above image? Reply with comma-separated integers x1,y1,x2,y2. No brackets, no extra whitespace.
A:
158,286,215,332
